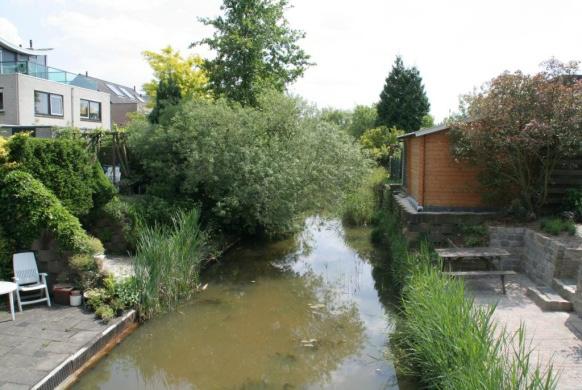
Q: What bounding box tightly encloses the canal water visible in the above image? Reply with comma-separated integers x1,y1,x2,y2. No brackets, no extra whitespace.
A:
74,217,403,389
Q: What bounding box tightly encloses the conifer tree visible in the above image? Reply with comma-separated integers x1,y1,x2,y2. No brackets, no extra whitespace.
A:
377,56,430,132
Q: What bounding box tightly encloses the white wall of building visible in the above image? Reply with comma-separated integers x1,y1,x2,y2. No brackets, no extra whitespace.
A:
0,73,111,130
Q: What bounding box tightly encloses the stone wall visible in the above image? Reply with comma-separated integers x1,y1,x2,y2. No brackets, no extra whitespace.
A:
30,232,72,291
390,188,496,245
489,226,582,315
488,226,525,271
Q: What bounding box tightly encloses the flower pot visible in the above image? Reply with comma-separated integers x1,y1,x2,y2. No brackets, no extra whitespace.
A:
70,290,82,306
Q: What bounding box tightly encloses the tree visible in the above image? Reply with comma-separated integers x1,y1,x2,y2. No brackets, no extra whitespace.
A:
128,91,370,236
148,75,182,124
377,56,430,133
450,59,582,215
349,105,377,139
421,114,435,128
320,108,352,132
143,46,209,102
359,126,403,166
194,0,312,106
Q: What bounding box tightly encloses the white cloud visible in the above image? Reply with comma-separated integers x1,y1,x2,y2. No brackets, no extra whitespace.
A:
0,17,23,45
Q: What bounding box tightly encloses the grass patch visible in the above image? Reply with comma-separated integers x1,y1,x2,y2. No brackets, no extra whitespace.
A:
540,217,576,236
133,208,207,319
375,189,557,389
341,167,388,226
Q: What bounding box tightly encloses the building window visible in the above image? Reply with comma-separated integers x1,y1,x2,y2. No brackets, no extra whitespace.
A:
0,88,3,111
34,91,63,117
80,99,89,118
80,99,101,121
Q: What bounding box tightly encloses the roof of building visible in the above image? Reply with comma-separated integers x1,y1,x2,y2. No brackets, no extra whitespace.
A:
397,123,450,140
85,75,148,104
0,36,50,56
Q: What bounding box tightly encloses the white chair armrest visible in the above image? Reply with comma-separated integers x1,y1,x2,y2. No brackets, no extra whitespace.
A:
39,273,48,276
12,276,18,282
39,273,48,284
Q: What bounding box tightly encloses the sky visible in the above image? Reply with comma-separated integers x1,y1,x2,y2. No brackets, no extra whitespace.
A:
0,0,581,121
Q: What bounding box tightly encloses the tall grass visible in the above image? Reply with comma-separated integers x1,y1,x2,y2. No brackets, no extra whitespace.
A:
341,167,388,226
375,190,557,389
133,209,206,319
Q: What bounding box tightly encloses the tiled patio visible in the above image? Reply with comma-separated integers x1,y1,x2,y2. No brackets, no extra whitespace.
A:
0,304,110,389
466,273,582,390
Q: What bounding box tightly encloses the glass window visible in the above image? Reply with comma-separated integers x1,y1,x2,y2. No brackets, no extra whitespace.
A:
34,91,49,115
121,88,136,100
35,91,64,116
50,94,63,116
80,99,89,118
106,83,124,96
89,101,101,120
0,88,4,111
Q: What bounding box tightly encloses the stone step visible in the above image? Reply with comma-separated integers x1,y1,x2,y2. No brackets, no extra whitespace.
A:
552,278,577,302
527,286,573,312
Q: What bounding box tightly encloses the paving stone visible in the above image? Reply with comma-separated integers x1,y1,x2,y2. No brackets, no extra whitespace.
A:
35,352,69,371
466,273,582,389
0,383,30,390
0,367,48,386
68,330,100,345
0,305,111,388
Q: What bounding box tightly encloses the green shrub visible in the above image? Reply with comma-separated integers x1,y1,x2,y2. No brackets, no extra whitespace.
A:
87,236,105,255
115,277,140,309
69,254,100,290
88,195,188,253
565,188,582,221
342,167,387,226
5,133,115,216
128,91,371,237
540,217,576,236
134,208,206,319
0,170,92,253
0,137,7,164
457,224,489,247
95,304,115,323
0,226,15,280
84,288,108,311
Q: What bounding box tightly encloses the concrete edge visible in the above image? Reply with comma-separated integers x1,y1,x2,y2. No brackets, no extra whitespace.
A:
31,309,137,390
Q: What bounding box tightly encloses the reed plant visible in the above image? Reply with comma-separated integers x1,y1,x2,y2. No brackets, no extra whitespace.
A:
133,208,206,319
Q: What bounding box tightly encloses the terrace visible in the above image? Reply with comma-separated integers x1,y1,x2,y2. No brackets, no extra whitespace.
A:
0,61,97,90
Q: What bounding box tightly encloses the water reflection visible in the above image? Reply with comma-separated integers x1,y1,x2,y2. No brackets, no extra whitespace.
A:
74,217,400,389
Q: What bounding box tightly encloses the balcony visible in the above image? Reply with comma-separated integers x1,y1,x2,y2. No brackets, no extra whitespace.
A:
0,61,97,90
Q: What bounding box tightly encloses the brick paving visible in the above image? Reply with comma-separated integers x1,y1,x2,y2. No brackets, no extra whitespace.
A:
466,273,582,390
0,304,109,389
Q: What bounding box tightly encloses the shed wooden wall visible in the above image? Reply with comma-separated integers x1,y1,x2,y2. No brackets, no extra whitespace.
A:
404,130,484,209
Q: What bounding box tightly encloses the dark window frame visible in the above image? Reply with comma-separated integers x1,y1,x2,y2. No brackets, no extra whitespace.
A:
80,98,101,122
0,88,4,111
34,90,64,117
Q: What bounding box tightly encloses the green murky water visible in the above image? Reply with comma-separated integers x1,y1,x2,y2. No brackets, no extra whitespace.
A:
73,217,403,389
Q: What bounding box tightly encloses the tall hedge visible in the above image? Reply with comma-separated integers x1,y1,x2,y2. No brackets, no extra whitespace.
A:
0,169,91,253
6,134,115,216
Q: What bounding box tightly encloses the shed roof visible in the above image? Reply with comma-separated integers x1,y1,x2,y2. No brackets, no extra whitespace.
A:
397,123,450,140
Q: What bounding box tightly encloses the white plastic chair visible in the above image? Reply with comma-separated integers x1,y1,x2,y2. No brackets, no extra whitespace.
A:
12,251,51,311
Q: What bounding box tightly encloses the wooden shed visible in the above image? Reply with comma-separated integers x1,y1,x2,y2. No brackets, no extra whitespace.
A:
398,124,485,211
